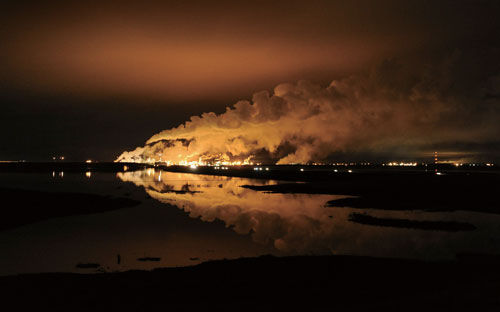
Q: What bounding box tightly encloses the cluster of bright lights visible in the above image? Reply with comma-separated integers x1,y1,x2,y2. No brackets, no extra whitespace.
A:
442,162,494,167
385,162,418,166
179,160,203,167
332,169,353,173
310,162,370,166
138,154,256,167
253,167,269,171
140,154,262,169
51,171,64,178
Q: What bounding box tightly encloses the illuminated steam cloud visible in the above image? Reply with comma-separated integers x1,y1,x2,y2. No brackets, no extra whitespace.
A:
117,57,499,164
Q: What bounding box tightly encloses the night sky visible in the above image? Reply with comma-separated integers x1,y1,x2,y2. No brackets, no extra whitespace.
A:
1,0,499,162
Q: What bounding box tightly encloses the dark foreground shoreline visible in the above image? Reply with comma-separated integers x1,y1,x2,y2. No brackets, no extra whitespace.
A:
1,254,499,311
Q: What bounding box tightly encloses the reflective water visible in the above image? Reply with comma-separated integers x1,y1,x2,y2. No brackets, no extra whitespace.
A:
118,170,351,253
1,169,500,276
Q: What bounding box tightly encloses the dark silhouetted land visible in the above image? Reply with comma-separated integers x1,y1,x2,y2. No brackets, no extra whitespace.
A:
137,257,161,262
1,254,500,311
348,212,477,231
75,263,101,269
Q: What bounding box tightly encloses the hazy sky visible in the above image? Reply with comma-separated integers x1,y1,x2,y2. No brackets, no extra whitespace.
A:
1,0,499,161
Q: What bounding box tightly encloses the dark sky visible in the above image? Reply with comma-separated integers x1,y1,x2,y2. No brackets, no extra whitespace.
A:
1,0,499,161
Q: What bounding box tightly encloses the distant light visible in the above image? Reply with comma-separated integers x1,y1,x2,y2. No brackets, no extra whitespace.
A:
52,171,55,178
86,160,92,163
334,169,338,172
265,167,269,171
123,165,128,171
60,156,65,160
386,162,417,167
348,169,353,173
436,172,442,175
85,171,91,178
300,168,304,172
59,172,64,178
189,164,198,169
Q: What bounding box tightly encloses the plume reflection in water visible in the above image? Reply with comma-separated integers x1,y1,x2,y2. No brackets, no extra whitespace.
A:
118,170,500,259
118,170,350,253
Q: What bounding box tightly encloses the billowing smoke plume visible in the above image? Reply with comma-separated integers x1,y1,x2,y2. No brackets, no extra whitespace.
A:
117,55,500,164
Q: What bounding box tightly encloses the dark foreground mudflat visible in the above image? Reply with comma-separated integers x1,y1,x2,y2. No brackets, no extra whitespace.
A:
0,188,140,231
1,254,499,311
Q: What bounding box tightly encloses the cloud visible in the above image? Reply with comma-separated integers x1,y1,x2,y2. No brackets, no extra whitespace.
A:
117,55,500,163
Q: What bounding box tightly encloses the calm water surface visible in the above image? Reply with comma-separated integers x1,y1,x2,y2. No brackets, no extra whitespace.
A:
1,169,499,275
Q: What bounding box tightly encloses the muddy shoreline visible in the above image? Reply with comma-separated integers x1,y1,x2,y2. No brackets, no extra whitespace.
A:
1,254,499,311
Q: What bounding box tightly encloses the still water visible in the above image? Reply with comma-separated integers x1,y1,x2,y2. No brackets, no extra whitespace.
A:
1,169,500,275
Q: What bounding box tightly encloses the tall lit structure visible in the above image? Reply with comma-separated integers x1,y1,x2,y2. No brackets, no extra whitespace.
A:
434,151,438,173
